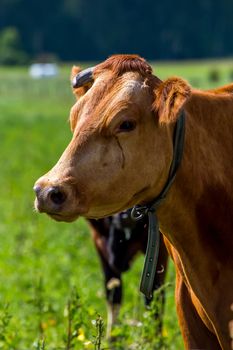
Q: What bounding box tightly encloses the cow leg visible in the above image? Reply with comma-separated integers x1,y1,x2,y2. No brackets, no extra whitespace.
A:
96,251,122,339
95,250,122,338
175,270,221,350
89,220,122,338
105,274,122,339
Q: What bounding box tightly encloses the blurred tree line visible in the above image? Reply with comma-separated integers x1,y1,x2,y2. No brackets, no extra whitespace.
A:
0,0,233,64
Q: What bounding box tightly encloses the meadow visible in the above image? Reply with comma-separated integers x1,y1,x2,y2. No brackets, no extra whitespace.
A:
0,59,232,350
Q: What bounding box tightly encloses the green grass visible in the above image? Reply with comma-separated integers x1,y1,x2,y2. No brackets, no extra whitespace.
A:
0,60,232,349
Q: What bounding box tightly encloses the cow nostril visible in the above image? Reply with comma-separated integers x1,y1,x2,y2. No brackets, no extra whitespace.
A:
33,184,41,196
48,187,66,205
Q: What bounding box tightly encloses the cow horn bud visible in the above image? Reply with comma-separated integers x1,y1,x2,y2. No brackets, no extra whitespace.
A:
72,67,94,88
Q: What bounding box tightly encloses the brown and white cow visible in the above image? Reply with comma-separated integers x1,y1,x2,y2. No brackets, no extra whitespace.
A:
34,55,233,350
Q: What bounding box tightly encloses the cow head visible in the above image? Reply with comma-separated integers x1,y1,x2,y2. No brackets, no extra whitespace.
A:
34,55,191,221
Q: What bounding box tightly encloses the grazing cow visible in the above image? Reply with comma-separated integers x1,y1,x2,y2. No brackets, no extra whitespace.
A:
88,210,168,337
34,55,233,350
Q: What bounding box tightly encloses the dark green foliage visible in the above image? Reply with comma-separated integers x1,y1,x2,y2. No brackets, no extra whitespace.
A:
229,68,233,81
0,27,28,65
0,0,233,62
208,68,221,83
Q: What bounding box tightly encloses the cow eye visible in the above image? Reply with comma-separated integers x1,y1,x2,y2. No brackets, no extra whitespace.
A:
118,120,136,132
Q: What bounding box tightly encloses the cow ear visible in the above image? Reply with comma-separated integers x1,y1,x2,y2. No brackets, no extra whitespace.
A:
153,77,191,124
70,66,91,98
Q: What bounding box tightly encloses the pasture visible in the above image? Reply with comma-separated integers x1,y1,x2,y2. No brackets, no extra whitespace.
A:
0,60,232,349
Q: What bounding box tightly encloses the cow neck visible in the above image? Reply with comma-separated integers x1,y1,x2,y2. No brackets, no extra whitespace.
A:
131,110,186,299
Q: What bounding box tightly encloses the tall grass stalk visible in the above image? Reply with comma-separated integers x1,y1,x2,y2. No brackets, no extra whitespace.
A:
93,315,104,350
64,287,82,350
34,337,46,350
0,303,12,349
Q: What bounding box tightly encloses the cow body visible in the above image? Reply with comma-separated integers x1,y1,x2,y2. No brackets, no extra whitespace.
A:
162,91,233,349
88,210,168,337
34,55,233,349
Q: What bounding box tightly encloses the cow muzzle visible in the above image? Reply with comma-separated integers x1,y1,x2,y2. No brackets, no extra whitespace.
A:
33,178,87,221
34,182,67,213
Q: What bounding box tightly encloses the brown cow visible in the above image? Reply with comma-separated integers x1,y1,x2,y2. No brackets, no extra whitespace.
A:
88,210,168,337
34,55,233,350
